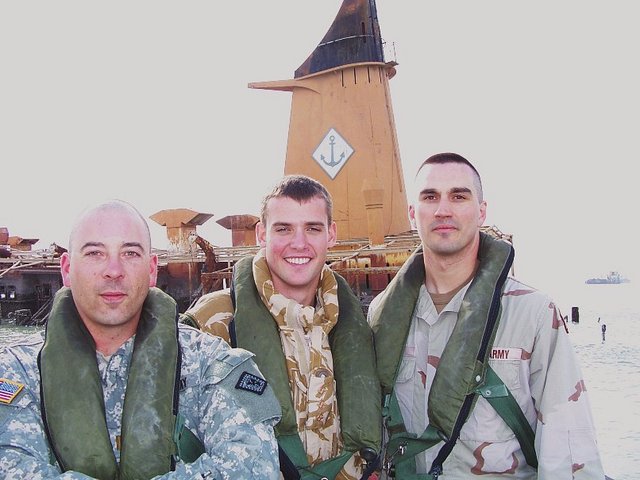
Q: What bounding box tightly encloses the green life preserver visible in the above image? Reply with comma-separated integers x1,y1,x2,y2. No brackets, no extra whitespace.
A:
39,287,183,479
370,233,515,478
232,256,381,479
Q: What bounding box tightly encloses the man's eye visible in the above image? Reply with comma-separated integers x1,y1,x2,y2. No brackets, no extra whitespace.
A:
85,250,102,257
307,226,322,232
123,251,141,258
275,227,290,233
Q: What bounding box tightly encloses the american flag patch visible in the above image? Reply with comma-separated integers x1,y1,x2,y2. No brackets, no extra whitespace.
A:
0,378,24,404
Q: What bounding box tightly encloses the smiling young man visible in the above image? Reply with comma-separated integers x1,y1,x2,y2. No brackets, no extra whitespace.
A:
182,175,381,480
0,200,281,479
368,153,604,479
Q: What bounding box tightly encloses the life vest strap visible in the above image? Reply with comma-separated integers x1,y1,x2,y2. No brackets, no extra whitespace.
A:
384,366,538,476
173,413,205,464
477,366,537,468
384,392,442,465
278,434,352,480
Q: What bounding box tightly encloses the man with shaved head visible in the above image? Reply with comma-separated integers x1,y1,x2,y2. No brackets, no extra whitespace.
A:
0,199,281,479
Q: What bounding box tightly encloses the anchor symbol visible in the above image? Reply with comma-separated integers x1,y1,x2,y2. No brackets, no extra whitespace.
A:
320,135,345,167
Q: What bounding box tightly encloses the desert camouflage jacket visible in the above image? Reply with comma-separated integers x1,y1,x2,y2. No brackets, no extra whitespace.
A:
368,275,605,479
183,250,378,479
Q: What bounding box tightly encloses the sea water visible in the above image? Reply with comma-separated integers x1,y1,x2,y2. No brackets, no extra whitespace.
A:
551,282,640,480
0,325,44,346
0,283,638,479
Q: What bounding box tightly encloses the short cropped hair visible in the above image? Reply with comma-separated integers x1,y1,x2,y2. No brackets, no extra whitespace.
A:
415,152,484,202
68,200,151,253
260,175,333,224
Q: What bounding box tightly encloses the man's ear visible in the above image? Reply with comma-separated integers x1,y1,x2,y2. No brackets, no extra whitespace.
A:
478,201,487,226
256,222,267,247
408,204,416,229
60,252,72,287
149,254,158,287
327,221,337,248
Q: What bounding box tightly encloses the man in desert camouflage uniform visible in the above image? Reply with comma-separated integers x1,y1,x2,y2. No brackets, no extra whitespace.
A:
182,175,381,480
368,153,604,479
0,200,281,479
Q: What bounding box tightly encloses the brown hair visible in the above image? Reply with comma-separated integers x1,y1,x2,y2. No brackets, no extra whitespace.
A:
260,175,333,224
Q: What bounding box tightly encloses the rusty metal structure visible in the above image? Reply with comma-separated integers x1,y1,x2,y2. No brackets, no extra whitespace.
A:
0,224,512,324
1,0,514,324
0,233,61,325
197,226,513,312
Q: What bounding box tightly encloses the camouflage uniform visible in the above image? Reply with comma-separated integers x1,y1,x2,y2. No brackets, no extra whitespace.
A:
0,324,281,479
184,250,366,480
369,276,605,479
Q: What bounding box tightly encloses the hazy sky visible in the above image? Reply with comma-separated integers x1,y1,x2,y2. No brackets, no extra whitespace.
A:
2,1,638,298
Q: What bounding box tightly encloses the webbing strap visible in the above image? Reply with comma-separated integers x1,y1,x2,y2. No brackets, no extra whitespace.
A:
278,434,352,480
384,366,538,477
383,392,441,479
477,366,537,468
173,413,205,463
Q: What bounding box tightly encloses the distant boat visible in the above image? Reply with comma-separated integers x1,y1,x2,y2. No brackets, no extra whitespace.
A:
585,271,630,284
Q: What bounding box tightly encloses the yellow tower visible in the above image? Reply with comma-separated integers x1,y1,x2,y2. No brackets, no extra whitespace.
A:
249,0,410,242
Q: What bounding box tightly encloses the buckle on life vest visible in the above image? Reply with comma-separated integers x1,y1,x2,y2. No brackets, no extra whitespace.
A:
383,442,407,477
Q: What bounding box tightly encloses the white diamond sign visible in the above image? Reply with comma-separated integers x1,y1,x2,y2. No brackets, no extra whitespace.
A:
312,128,354,179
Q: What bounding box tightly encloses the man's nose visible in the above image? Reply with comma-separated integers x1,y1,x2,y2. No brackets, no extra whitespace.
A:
290,228,308,248
103,255,125,279
434,199,452,217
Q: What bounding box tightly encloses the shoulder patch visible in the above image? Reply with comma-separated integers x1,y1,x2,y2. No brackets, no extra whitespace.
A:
213,356,281,424
235,371,267,395
0,378,24,404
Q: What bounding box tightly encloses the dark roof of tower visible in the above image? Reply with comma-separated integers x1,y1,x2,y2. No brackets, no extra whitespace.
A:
294,0,384,78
